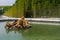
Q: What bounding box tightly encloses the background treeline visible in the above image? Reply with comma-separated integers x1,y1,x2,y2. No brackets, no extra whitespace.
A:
0,6,11,15
32,0,60,18
3,0,60,18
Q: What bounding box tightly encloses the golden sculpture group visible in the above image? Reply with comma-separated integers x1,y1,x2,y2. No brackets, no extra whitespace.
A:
5,17,31,30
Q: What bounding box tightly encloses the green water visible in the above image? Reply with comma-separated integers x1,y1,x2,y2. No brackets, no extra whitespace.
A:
0,22,60,40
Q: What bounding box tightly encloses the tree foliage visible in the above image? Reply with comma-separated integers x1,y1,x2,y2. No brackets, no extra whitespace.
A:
4,0,60,18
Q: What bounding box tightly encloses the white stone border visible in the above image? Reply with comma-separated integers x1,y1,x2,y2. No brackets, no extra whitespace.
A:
0,16,60,22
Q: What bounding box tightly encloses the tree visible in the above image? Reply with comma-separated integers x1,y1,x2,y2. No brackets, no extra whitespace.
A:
0,8,4,15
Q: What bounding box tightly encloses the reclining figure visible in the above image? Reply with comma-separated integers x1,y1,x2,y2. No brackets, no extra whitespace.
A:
5,21,12,29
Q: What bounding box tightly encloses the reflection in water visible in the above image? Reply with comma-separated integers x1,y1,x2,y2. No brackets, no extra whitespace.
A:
5,28,31,34
5,28,32,40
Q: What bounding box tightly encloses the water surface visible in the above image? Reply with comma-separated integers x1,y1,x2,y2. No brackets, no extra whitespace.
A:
0,22,60,40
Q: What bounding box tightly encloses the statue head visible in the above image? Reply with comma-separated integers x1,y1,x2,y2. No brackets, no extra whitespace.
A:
21,16,25,19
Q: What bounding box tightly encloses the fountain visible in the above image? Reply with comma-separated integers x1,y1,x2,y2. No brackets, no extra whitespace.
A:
5,17,32,30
